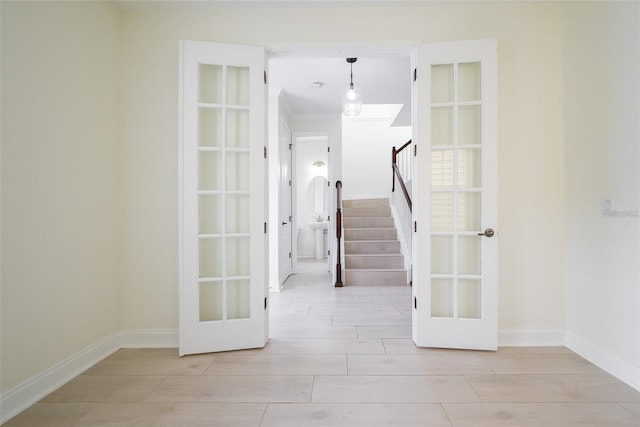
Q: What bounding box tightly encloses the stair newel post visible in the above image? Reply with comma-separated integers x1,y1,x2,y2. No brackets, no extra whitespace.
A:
335,180,343,287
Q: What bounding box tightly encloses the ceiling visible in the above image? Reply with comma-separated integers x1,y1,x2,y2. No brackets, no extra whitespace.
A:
268,56,413,126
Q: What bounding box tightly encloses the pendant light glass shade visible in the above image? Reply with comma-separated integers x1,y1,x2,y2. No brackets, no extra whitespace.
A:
342,58,362,117
342,84,363,116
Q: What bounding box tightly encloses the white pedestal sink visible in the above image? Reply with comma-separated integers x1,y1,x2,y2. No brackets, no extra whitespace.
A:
309,221,329,259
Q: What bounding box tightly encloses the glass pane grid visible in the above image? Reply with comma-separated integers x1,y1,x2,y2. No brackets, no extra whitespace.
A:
430,60,484,321
197,62,252,325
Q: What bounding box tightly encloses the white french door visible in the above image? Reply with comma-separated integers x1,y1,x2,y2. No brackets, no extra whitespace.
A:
179,41,268,356
412,39,498,350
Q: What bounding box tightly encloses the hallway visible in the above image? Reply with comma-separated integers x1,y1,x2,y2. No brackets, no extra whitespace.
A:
6,260,639,425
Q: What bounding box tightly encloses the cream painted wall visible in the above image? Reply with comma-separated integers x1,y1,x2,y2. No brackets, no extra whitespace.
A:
1,2,121,393
342,113,412,200
563,2,639,385
1,0,580,398
118,1,567,335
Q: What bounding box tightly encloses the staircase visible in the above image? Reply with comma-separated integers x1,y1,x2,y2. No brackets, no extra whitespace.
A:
342,198,408,286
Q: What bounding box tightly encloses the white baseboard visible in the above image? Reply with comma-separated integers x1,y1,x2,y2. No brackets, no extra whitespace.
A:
0,329,179,424
565,330,640,391
498,329,565,347
0,333,120,425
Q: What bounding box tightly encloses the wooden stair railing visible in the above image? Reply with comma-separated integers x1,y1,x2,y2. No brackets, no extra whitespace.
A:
335,180,343,287
392,140,412,212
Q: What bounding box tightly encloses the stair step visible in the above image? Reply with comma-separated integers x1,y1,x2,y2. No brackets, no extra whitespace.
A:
343,217,395,229
344,240,401,255
344,228,397,241
343,198,389,208
345,269,408,286
345,254,404,269
343,206,391,218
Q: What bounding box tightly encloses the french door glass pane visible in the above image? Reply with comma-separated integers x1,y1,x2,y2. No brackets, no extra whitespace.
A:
458,105,481,146
199,238,223,278
226,236,250,276
226,194,250,233
431,192,453,231
226,109,250,148
199,282,223,321
457,192,481,231
457,149,482,188
200,195,223,234
431,64,453,103
199,64,223,104
199,151,223,191
458,62,481,102
432,279,454,317
431,150,454,189
431,236,453,274
226,152,250,191
458,279,481,319
431,107,453,146
200,108,223,147
226,66,250,106
458,236,481,275
227,279,250,319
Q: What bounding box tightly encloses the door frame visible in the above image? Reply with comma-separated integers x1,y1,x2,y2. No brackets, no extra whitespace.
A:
265,42,416,286
290,132,333,274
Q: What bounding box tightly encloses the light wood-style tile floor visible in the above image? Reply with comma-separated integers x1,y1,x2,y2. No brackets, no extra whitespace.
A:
7,260,640,426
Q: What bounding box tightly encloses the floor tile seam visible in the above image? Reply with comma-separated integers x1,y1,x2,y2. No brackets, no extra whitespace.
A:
76,373,170,380
139,375,174,404
483,372,630,379
70,402,176,427
618,402,640,420
438,402,455,427
309,375,317,403
198,354,217,375
258,402,270,426
461,374,486,404
477,357,498,375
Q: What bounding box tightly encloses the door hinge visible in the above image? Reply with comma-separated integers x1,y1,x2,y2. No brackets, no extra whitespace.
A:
328,250,331,255
264,146,268,158
413,68,417,82
414,221,417,232
289,215,292,222
288,251,292,259
264,222,267,234
414,145,417,156
289,143,292,150
327,146,330,152
265,297,268,310
414,296,417,309
289,179,292,186
264,71,267,85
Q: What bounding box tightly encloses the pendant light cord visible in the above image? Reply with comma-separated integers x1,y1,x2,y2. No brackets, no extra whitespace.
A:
350,62,354,88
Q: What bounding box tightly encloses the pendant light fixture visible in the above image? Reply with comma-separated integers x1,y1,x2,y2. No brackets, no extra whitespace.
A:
342,58,363,117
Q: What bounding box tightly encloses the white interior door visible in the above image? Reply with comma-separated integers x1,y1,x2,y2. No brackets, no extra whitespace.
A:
278,119,293,283
179,41,268,356
413,39,498,350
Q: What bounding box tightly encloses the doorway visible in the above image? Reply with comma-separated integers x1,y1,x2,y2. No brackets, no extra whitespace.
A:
294,135,330,270
267,50,413,290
